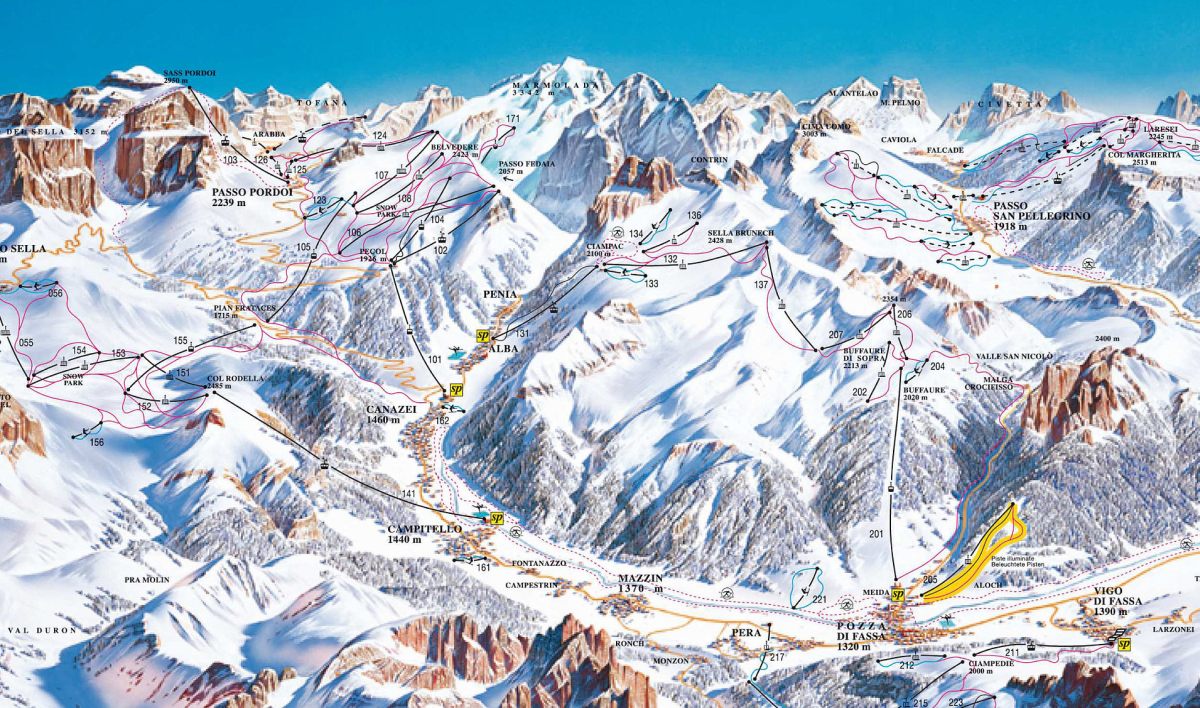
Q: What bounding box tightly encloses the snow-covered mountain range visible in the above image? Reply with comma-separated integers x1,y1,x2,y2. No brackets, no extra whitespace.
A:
1,59,1200,707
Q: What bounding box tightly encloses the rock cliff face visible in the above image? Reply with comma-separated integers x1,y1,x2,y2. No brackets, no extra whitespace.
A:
879,76,933,116
1158,90,1200,124
1006,662,1138,707
0,388,45,460
393,614,530,683
727,160,761,190
116,90,235,198
316,613,656,707
586,155,679,227
225,667,297,708
0,93,101,214
499,614,656,708
1021,347,1152,444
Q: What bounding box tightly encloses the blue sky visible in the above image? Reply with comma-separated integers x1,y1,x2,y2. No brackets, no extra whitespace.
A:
6,0,1198,116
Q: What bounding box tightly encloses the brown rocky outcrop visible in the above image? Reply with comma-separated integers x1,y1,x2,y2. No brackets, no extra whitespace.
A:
367,86,466,144
499,614,656,708
116,90,236,198
417,93,466,129
460,109,499,137
1007,662,1138,707
1147,174,1200,192
487,194,517,226
586,156,679,228
324,139,364,169
727,160,761,190
1022,347,1152,444
285,512,321,540
224,667,292,708
407,691,485,708
321,643,422,688
0,93,101,214
682,167,721,188
1051,90,1079,112
410,664,456,690
316,613,656,707
1158,90,1200,124
606,156,678,196
177,662,247,706
0,387,46,460
872,258,971,301
185,408,225,430
944,300,991,337
393,614,529,684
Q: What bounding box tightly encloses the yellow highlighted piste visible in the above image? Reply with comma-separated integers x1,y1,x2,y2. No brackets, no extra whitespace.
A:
922,502,1026,603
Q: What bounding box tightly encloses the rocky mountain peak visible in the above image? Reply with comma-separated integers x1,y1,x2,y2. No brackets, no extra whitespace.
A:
607,155,678,192
695,82,738,107
845,76,879,94
310,81,342,100
415,84,452,101
1021,346,1157,444
500,613,655,708
1158,89,1200,123
940,81,1082,140
1049,89,1079,112
703,106,744,152
880,75,929,105
389,614,529,684
802,76,930,133
727,159,762,190
605,73,673,116
56,85,134,119
0,386,44,460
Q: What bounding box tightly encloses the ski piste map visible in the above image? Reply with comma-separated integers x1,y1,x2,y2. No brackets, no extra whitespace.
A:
1,3,1199,707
